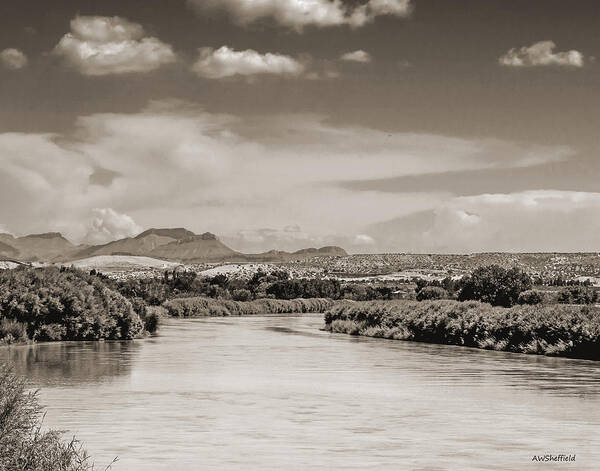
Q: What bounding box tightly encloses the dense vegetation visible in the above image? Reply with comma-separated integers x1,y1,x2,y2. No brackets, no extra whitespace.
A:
0,266,351,345
416,286,448,301
0,366,102,470
324,299,600,359
164,297,333,317
556,286,599,305
456,265,532,307
0,267,151,345
112,269,400,305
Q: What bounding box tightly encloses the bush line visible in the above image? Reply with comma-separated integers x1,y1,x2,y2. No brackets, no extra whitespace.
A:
324,300,600,360
163,297,334,317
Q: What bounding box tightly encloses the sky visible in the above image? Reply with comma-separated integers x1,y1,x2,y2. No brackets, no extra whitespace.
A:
1,0,600,253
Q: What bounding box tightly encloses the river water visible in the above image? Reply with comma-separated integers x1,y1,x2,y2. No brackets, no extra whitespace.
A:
1,314,600,470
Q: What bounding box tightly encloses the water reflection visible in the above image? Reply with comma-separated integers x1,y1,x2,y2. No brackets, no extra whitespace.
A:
0,341,139,386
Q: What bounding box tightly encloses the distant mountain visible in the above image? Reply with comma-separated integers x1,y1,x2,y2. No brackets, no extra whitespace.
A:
135,228,196,240
149,233,240,262
3,233,77,262
74,227,192,259
0,239,19,259
237,246,348,262
1,228,348,264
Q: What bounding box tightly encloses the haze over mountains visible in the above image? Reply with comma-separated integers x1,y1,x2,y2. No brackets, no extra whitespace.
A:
0,228,347,264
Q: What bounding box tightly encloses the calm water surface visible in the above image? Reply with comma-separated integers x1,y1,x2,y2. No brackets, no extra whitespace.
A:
2,314,600,470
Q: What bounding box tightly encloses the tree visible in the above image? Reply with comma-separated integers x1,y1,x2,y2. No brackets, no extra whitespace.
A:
416,286,448,301
232,289,252,302
457,265,532,307
557,287,598,305
517,289,544,305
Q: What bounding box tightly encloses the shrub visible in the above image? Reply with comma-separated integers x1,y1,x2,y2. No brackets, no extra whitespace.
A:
324,299,600,360
416,286,448,301
517,289,544,305
557,287,598,305
0,365,98,470
0,267,145,343
163,297,334,317
0,319,28,345
232,289,253,302
458,265,532,307
143,306,167,334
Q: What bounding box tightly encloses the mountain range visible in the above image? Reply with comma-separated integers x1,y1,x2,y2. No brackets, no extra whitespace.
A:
0,228,347,264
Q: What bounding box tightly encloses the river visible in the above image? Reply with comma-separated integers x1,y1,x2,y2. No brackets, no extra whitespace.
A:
1,314,599,470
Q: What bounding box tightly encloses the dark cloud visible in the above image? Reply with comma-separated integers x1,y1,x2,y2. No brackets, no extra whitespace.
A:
89,167,121,186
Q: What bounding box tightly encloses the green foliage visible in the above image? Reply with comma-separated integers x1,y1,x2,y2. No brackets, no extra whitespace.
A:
458,265,532,307
517,289,544,305
144,306,167,334
416,286,448,301
265,279,341,300
0,366,100,470
340,283,400,301
557,286,598,305
0,319,28,345
163,297,333,317
0,267,145,342
232,289,252,302
415,277,460,296
324,300,600,359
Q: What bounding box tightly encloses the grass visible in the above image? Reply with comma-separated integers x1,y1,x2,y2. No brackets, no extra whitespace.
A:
324,300,600,360
0,365,113,470
163,297,334,317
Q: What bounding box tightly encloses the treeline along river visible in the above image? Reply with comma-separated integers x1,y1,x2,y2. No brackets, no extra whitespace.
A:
1,314,600,470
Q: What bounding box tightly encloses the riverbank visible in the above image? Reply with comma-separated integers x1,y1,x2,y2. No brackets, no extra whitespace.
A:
324,300,600,360
163,297,333,317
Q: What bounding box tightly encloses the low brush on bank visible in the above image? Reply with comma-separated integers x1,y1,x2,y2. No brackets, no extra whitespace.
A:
324,300,600,360
163,297,333,317
0,366,104,470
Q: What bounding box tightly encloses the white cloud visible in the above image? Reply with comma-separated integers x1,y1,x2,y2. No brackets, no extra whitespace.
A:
53,16,176,76
0,101,573,250
187,0,412,30
0,48,28,70
368,191,600,253
192,46,305,79
85,208,142,245
340,50,372,63
499,40,584,68
422,191,600,252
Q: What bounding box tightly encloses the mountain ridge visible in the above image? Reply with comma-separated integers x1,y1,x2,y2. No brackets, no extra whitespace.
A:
0,228,347,263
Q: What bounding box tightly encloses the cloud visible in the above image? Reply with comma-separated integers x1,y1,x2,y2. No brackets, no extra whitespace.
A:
187,0,412,30
368,191,600,253
0,48,28,70
0,100,574,250
340,50,372,63
192,46,305,79
53,16,176,76
84,208,142,245
499,40,584,68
